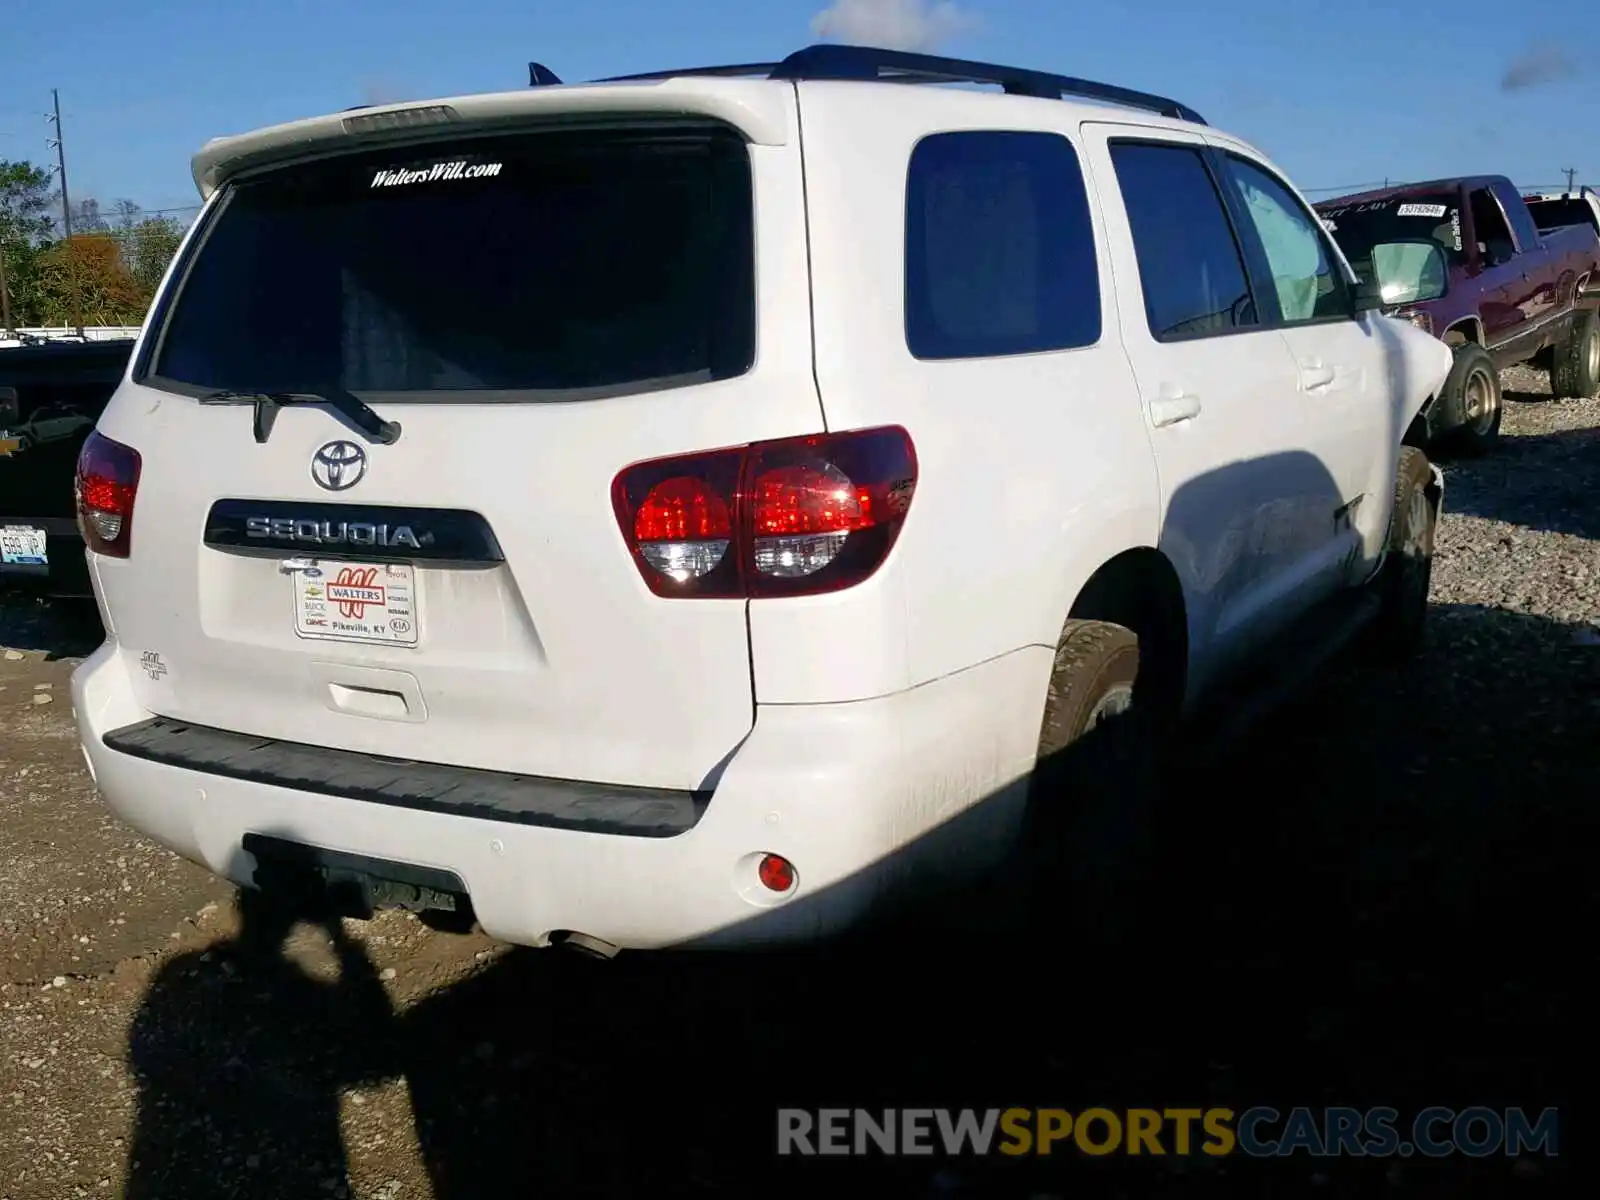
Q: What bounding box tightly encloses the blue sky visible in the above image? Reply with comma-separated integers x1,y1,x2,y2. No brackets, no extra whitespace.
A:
1,0,1594,217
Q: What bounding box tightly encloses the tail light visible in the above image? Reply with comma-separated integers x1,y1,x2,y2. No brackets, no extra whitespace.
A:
75,430,142,558
612,426,917,598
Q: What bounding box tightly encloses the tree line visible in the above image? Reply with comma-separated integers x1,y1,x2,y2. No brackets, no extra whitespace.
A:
1,158,187,330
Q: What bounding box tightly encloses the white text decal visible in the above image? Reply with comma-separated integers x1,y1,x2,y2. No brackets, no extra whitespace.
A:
371,161,503,188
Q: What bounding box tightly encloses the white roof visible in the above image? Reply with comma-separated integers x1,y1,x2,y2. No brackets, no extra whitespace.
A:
189,75,1212,199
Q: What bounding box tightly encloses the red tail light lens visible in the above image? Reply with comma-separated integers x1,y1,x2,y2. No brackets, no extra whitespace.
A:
75,430,142,558
612,426,916,598
632,475,735,584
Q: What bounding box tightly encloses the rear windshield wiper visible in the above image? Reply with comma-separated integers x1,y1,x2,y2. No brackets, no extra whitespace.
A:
198,389,401,445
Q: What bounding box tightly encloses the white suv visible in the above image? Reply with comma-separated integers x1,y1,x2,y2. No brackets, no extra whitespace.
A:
71,45,1454,952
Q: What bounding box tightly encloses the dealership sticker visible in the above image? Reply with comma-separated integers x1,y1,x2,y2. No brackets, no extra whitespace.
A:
1397,203,1448,218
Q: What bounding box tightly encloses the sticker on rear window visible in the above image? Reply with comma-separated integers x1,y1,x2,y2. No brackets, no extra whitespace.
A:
370,160,504,188
1397,203,1448,218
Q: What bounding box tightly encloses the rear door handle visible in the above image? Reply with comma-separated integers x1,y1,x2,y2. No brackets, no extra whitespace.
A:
1148,388,1201,427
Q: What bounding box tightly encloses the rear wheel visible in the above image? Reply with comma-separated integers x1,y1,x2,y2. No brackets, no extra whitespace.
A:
1443,343,1501,455
1020,620,1160,948
1367,446,1436,662
1551,307,1600,400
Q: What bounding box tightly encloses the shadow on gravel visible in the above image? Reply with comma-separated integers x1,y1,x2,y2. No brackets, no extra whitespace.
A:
1440,425,1600,541
0,586,103,658
121,601,1590,1198
124,888,397,1200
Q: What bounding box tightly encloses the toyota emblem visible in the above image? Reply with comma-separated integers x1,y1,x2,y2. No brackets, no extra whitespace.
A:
310,440,368,491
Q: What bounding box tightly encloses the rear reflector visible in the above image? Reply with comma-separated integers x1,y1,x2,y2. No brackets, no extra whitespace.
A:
612,426,917,598
757,854,797,893
75,430,142,558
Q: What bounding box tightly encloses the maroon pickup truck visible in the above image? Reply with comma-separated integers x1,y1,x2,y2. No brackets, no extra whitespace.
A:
1316,175,1600,453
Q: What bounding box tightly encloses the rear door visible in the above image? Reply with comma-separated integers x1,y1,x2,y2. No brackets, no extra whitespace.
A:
1081,123,1323,694
93,116,821,791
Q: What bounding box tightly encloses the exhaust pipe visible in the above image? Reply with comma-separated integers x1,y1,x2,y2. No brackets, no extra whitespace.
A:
551,930,619,960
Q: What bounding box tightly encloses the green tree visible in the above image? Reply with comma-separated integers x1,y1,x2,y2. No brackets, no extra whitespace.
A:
2,159,185,328
32,234,145,326
112,198,143,231
73,197,110,233
0,159,57,243
1,160,59,327
127,216,184,297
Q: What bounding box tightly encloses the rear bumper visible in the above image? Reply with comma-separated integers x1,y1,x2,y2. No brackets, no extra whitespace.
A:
73,640,1050,950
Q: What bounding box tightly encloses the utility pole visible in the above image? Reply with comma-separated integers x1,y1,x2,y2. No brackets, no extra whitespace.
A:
1562,167,1577,195
45,89,80,335
47,89,72,239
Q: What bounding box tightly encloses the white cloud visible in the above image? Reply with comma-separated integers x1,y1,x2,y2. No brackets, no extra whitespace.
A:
810,0,976,53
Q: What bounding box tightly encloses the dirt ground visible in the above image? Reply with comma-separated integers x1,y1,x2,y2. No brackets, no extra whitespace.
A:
1,386,1594,1198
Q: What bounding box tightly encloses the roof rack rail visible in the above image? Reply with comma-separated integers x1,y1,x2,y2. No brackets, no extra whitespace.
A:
571,43,1203,125
594,61,783,83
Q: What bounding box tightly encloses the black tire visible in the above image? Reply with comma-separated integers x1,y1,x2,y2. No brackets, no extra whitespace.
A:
1020,619,1160,948
1367,446,1436,662
1550,307,1600,400
1441,343,1501,455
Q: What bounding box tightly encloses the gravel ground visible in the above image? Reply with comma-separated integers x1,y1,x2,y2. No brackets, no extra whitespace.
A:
0,372,1594,1198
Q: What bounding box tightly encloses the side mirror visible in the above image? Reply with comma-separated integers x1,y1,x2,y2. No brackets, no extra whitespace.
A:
1365,241,1449,309
0,386,18,428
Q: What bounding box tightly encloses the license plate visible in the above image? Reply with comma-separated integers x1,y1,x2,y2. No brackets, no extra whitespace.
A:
0,525,47,566
292,560,418,646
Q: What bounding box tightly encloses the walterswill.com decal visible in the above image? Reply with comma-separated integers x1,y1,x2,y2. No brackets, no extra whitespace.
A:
371,161,504,188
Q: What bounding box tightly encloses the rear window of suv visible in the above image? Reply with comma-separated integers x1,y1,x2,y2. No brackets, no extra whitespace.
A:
142,124,755,401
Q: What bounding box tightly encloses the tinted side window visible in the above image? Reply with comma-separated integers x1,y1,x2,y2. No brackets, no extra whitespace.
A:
1470,188,1516,264
1222,155,1351,324
905,131,1100,359
1109,142,1256,341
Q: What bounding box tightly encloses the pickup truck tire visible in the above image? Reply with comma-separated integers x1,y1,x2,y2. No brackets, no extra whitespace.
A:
1022,619,1158,949
1442,344,1501,455
1550,308,1600,400
1367,446,1436,662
